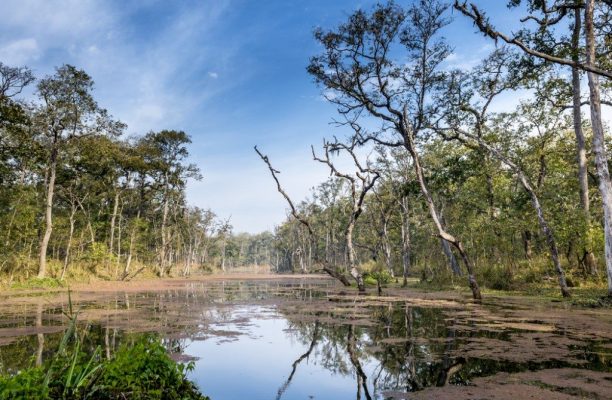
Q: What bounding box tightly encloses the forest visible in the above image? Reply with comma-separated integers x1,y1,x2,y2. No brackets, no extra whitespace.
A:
0,0,611,302
0,63,276,284
260,0,612,300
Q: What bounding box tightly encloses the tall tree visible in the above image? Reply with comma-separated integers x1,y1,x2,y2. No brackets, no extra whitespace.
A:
454,0,612,295
34,65,123,278
308,1,483,299
140,130,200,276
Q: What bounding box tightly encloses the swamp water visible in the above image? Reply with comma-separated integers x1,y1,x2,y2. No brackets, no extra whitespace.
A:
0,277,611,399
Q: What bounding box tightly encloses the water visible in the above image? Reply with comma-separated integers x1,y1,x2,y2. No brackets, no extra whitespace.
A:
0,278,611,399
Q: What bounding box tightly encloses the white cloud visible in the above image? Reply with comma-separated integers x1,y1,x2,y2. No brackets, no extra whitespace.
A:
0,38,39,65
208,71,219,79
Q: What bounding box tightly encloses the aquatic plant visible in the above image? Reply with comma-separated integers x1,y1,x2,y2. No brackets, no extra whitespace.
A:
0,292,209,400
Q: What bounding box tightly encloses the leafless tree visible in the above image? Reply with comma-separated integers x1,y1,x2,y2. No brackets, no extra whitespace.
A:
312,138,380,292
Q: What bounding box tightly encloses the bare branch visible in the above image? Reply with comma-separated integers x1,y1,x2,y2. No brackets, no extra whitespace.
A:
454,1,612,79
254,146,314,236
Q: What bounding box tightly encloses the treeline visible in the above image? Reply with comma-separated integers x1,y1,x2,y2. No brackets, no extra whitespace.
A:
0,63,272,282
263,0,612,298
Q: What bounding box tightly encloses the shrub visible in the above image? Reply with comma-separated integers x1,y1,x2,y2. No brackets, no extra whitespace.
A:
0,292,209,400
480,264,515,291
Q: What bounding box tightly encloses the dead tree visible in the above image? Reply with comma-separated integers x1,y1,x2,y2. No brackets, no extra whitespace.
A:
255,146,351,287
312,138,380,292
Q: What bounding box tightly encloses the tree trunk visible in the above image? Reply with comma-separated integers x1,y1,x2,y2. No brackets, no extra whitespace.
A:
221,238,227,272
460,131,571,297
346,221,365,292
123,209,140,280
585,0,612,296
403,131,482,300
381,219,394,278
572,8,590,217
114,203,123,278
572,7,597,274
400,196,411,287
159,176,170,276
523,230,533,260
517,174,571,297
60,202,76,280
38,146,58,278
109,191,119,260
441,238,461,276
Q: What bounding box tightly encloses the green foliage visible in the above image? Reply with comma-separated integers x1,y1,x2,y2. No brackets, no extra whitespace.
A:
11,277,65,290
363,271,393,286
81,243,110,266
0,337,209,400
0,369,49,399
92,337,204,400
0,301,209,400
480,264,515,291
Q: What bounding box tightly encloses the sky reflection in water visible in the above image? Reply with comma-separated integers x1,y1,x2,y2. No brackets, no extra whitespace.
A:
0,279,611,399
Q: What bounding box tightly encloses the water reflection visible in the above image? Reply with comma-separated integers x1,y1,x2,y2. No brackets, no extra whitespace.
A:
0,279,610,399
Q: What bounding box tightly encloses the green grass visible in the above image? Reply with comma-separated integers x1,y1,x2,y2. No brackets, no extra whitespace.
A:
0,291,210,400
10,277,65,290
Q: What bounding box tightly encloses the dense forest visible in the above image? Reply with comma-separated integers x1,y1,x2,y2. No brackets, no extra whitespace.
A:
0,64,274,283
261,0,612,299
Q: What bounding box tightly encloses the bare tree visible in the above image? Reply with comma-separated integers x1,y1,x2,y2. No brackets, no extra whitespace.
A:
255,146,352,286
0,63,34,99
312,138,380,292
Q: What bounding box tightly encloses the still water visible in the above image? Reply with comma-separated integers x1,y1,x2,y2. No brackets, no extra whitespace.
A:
0,278,611,399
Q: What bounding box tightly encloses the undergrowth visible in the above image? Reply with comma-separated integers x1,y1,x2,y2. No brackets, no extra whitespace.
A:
0,292,210,400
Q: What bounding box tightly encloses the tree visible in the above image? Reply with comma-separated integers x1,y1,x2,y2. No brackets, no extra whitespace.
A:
139,130,200,276
454,0,612,295
34,65,123,278
307,1,482,299
312,139,380,292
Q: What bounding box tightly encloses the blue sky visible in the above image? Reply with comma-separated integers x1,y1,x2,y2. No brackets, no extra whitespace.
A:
2,1,606,233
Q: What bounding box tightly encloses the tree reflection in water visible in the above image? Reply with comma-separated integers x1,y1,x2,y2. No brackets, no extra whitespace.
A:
277,301,611,398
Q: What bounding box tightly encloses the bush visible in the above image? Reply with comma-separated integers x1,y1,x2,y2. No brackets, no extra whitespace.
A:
0,337,209,400
480,264,515,291
0,292,209,400
93,337,205,400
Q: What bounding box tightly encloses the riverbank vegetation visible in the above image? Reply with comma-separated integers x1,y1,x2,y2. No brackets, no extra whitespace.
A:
0,295,209,400
0,63,276,285
1,0,611,302
259,0,612,300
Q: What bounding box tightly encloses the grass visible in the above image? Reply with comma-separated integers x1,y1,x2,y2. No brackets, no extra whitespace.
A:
0,291,210,400
10,277,65,290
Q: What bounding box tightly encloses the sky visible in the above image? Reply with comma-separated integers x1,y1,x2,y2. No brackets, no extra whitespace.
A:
1,0,608,233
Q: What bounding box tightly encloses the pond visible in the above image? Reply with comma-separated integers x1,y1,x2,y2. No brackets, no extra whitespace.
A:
0,277,611,399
